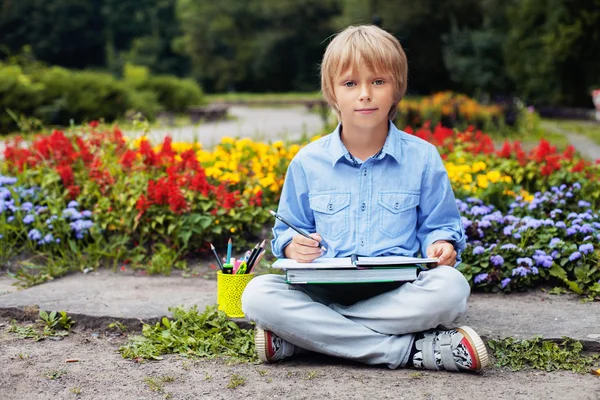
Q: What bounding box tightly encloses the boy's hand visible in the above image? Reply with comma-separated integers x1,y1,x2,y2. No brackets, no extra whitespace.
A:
284,233,324,263
426,240,457,267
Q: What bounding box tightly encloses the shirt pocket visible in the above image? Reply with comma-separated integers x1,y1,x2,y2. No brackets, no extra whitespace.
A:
378,191,420,238
308,192,351,239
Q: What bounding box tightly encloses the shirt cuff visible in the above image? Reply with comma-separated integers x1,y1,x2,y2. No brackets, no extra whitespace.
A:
271,227,296,259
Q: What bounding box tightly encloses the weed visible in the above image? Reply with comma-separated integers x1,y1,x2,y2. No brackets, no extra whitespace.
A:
70,387,81,396
409,372,423,379
489,336,600,373
227,374,246,389
119,305,257,362
256,368,268,376
161,376,175,383
45,369,67,380
304,370,318,380
17,353,29,360
204,373,212,381
8,310,74,341
107,321,127,333
144,377,164,392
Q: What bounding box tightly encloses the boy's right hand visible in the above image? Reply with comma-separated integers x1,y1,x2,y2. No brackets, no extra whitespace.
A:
283,233,324,263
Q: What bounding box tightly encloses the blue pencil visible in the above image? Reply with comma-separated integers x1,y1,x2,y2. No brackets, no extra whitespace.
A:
226,238,232,263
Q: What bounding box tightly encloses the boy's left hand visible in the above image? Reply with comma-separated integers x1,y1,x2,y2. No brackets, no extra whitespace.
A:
426,240,457,267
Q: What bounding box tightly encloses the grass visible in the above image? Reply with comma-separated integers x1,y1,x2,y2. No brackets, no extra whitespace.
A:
540,119,600,145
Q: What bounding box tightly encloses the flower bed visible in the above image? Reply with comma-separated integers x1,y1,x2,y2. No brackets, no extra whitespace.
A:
1,121,598,298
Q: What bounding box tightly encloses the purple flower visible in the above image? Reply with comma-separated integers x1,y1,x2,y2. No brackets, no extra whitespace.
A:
512,266,529,277
533,254,553,268
578,200,591,208
22,214,35,224
579,224,594,234
503,225,515,236
62,208,83,220
578,244,594,254
517,257,533,267
555,221,567,229
501,277,511,288
474,273,489,284
28,229,42,241
478,220,492,229
68,200,80,208
500,244,518,250
82,210,93,218
490,255,504,266
513,233,521,239
21,202,33,212
549,238,562,247
551,250,560,259
566,228,577,236
473,246,485,255
568,251,582,262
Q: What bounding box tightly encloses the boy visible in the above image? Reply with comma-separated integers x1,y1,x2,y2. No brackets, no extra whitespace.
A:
241,25,488,372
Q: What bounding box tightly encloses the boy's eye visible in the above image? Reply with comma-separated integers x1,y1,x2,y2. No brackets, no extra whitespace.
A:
373,79,385,85
344,81,356,87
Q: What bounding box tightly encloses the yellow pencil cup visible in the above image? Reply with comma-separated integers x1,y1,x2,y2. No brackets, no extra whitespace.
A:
217,271,255,318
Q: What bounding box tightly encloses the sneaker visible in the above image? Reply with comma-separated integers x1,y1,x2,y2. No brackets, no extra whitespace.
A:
254,327,298,363
411,326,489,372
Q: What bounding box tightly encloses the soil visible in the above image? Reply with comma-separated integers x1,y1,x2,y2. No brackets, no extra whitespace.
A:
1,318,599,400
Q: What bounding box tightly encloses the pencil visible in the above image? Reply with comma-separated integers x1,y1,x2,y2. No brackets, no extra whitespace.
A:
247,239,266,271
247,248,265,274
268,210,327,251
209,243,224,271
226,238,232,263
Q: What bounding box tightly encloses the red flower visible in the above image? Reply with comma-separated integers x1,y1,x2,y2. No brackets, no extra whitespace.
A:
57,164,75,187
571,160,586,173
89,120,99,128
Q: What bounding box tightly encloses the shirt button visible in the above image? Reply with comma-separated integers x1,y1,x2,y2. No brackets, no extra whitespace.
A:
363,169,367,176
361,240,365,246
328,204,333,211
361,203,366,211
394,202,400,209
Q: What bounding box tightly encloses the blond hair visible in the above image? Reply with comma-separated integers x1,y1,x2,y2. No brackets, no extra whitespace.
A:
320,25,408,121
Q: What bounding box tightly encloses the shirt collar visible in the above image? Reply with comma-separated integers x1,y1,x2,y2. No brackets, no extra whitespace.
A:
329,121,403,167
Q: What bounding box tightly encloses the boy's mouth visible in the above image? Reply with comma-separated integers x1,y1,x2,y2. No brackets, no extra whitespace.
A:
355,108,378,114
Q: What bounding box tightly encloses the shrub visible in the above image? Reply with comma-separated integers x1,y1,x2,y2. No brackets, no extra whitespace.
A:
132,74,206,112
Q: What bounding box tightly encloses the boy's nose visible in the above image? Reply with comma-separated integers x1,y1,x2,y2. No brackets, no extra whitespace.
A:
359,88,372,101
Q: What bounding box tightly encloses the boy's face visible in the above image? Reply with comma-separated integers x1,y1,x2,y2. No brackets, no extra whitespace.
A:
333,63,395,132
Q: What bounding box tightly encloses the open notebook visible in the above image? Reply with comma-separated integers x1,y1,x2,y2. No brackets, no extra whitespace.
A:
272,255,439,284
272,255,439,269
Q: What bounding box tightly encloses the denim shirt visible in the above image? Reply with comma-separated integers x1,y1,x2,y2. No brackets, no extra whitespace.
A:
271,121,466,266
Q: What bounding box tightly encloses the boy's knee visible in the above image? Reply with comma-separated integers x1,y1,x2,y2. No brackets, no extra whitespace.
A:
241,274,283,320
425,265,470,306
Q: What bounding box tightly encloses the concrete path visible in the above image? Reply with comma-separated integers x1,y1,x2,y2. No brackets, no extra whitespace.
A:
1,269,599,351
540,120,600,161
127,105,327,148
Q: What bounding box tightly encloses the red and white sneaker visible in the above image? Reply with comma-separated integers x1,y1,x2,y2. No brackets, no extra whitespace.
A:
254,327,299,363
411,326,489,372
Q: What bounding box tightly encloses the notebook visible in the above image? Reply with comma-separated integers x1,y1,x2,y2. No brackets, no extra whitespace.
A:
272,255,439,284
272,255,439,270
285,267,419,284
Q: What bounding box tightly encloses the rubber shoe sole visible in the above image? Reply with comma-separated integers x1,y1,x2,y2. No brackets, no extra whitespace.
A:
254,327,272,363
456,325,489,370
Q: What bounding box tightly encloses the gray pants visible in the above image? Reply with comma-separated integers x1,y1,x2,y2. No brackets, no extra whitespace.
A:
241,265,470,369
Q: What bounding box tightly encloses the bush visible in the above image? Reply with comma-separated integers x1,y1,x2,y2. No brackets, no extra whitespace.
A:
133,75,206,112
0,63,46,133
32,67,159,125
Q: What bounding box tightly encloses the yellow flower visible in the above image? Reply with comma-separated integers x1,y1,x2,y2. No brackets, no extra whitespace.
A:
472,161,487,173
476,175,489,189
230,227,236,233
215,220,220,224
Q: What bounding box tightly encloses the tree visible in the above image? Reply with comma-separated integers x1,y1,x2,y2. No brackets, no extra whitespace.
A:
503,0,600,106
176,0,342,92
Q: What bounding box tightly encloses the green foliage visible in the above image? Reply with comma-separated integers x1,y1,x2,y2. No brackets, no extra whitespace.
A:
133,75,206,112
7,310,75,341
503,0,600,106
119,305,257,362
489,336,600,373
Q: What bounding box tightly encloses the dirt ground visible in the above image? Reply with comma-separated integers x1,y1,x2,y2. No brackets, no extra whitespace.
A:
1,318,599,400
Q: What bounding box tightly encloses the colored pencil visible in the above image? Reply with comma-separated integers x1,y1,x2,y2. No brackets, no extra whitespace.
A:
209,243,224,271
226,238,232,263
